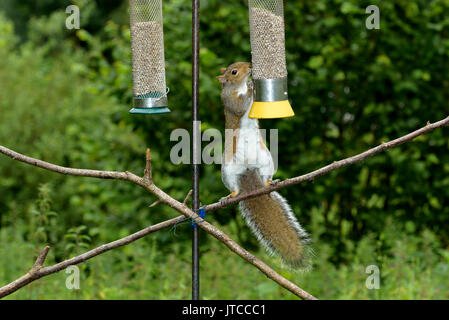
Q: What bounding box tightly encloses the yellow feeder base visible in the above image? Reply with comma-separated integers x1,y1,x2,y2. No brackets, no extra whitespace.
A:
249,100,295,119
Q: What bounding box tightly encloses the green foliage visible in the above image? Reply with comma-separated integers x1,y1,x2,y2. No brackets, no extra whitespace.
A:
31,183,59,245
1,217,448,299
64,225,91,254
0,0,448,299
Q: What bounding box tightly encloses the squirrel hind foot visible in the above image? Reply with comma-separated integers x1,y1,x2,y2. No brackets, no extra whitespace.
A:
219,190,240,204
265,179,281,187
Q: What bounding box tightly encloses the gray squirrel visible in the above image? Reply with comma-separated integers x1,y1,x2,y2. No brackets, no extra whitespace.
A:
217,62,312,270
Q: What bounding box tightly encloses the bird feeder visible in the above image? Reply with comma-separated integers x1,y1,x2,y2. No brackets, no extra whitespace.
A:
129,0,170,114
248,0,294,119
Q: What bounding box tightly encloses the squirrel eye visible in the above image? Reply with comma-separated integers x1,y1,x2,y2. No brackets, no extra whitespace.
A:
231,70,238,75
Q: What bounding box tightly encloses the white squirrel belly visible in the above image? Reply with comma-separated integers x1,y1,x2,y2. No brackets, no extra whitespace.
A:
234,88,273,171
221,78,274,191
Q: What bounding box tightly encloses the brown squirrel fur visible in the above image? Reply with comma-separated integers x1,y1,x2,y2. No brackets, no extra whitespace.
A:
218,62,312,270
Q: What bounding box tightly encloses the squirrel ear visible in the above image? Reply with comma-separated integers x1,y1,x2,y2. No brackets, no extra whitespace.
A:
220,67,227,74
217,75,227,83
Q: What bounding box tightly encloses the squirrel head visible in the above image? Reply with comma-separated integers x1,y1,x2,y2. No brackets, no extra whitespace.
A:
217,62,252,86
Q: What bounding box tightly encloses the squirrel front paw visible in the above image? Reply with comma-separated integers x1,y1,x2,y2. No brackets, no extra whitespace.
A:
220,190,240,204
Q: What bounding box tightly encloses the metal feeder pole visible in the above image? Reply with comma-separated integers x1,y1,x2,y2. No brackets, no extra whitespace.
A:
191,0,201,301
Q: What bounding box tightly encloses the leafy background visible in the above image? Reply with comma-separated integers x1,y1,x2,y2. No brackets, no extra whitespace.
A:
0,0,448,299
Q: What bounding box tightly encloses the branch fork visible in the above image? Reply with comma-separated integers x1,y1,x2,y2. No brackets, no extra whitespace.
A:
30,246,51,275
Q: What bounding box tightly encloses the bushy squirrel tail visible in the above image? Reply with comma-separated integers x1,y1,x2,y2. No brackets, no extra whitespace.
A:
238,170,312,270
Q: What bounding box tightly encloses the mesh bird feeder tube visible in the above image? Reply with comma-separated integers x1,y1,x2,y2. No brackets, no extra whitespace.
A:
248,0,294,119
129,0,170,114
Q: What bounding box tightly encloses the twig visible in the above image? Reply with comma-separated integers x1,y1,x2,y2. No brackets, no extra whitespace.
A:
144,148,153,184
149,200,162,208
183,189,193,206
32,246,51,271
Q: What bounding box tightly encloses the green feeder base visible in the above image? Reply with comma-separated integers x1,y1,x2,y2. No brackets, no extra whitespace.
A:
129,107,171,115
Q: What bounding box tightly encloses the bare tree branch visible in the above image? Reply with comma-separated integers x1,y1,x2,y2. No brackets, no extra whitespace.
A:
1,116,447,300
0,146,316,300
203,116,449,212
0,145,142,183
150,189,192,208
139,188,318,300
0,216,186,298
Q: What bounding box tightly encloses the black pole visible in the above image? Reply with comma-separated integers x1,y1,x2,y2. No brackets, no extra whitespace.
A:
192,0,200,301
